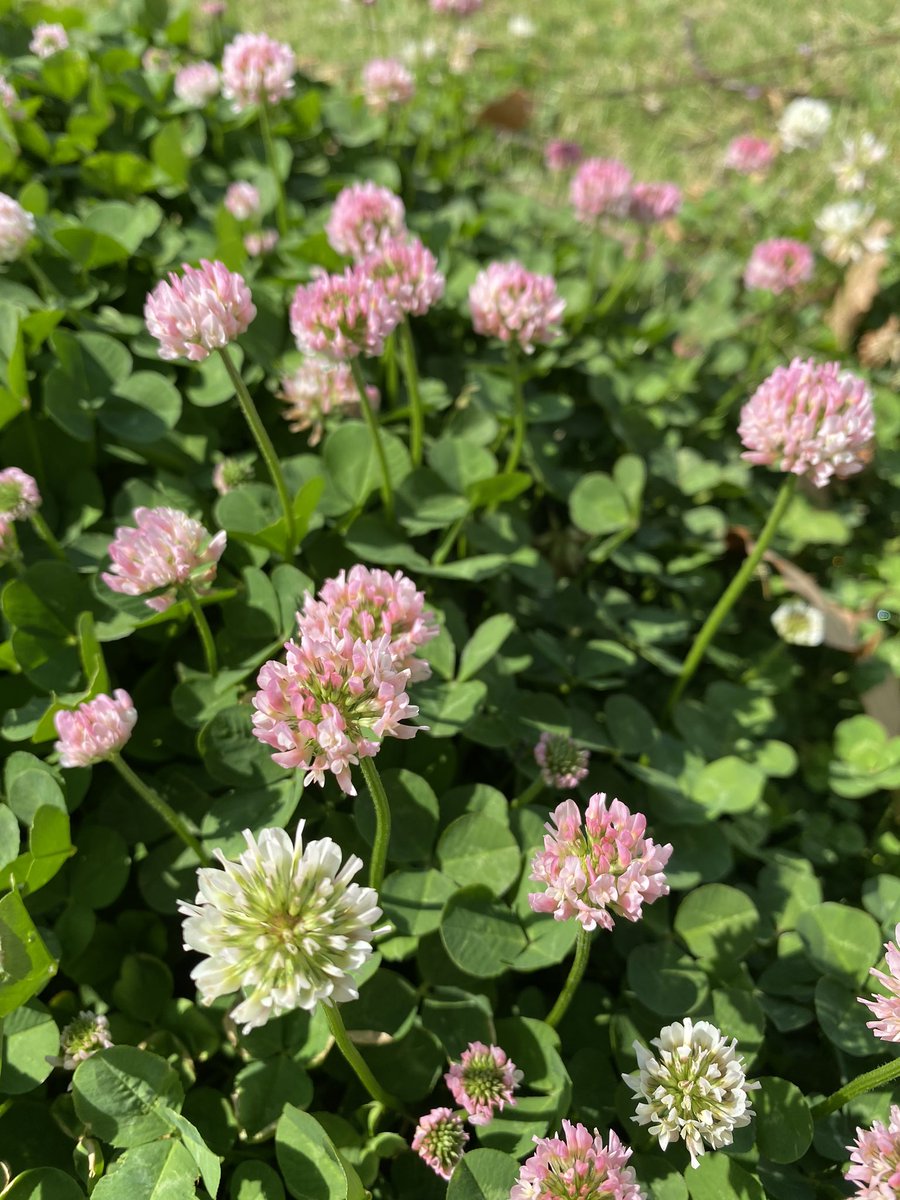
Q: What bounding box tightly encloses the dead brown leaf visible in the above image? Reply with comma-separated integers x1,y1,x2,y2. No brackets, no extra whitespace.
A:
477,89,533,132
826,232,891,348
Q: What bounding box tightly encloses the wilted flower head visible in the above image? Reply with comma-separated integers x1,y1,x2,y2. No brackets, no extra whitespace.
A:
289,268,401,360
445,1042,522,1125
412,1108,469,1180
511,1121,645,1200
0,74,22,117
30,22,69,58
174,61,220,107
778,97,831,150
251,632,423,795
738,357,875,488
743,238,814,294
179,823,382,1031
361,58,415,113
0,193,36,263
359,236,445,317
54,690,138,768
771,599,825,647
430,0,483,12
469,260,565,354
629,182,682,224
846,1105,900,1197
212,457,255,495
325,182,407,259
0,467,41,521
570,158,634,223
859,923,900,1042
50,1012,113,1070
724,135,776,174
545,139,583,172
145,259,255,361
297,564,437,681
103,506,227,612
859,316,900,371
623,1018,759,1168
832,132,888,194
221,32,296,112
279,359,379,447
534,731,590,789
244,228,279,257
224,181,261,221
529,792,672,931
816,200,887,266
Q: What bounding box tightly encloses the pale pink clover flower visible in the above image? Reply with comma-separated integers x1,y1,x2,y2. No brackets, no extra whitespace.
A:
738,357,875,488
244,228,279,257
0,75,22,117
221,32,296,112
629,182,682,224
0,467,41,521
445,1041,522,1126
174,61,220,107
724,136,776,174
511,1120,645,1200
361,58,415,113
846,1105,900,1197
529,792,672,932
279,359,380,447
743,238,814,294
0,194,36,263
30,23,69,59
859,923,900,1042
469,260,565,354
359,236,445,317
289,268,401,361
545,140,583,172
534,731,590,789
224,181,261,221
103,506,227,612
54,690,138,768
412,1108,468,1180
144,259,255,361
570,158,633,223
325,182,406,259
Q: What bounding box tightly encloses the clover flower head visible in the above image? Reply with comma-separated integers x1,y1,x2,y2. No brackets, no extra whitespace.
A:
469,260,565,354
816,200,887,265
770,599,825,646
846,1105,900,1197
359,235,445,317
412,1108,469,1180
743,238,814,294
50,1012,113,1071
145,259,255,361
570,158,634,223
174,61,220,107
724,135,776,174
30,22,69,58
534,732,590,789
778,97,831,150
545,140,583,172
623,1018,759,1168
738,357,875,487
212,458,255,495
0,467,41,521
179,823,382,1031
832,132,888,194
279,358,379,446
529,792,672,931
290,267,401,361
0,75,22,117
445,1042,522,1125
297,564,437,680
251,632,423,795
103,506,227,612
221,32,296,112
859,924,900,1043
325,182,407,259
244,228,279,257
224,181,261,221
54,690,137,769
361,58,415,113
0,194,36,263
511,1120,646,1200
629,181,682,224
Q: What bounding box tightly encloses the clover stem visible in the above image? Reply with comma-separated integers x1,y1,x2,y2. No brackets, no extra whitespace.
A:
180,585,218,677
349,358,394,520
324,1002,399,1110
258,101,288,237
511,774,544,810
360,756,391,892
29,511,65,560
110,755,209,865
545,926,592,1029
398,318,425,467
504,344,526,475
812,1057,900,1120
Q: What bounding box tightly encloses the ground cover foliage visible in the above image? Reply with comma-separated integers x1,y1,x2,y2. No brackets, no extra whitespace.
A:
0,2,899,1200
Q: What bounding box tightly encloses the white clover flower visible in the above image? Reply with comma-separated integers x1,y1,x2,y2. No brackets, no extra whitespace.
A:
771,599,826,647
48,1011,114,1071
508,14,537,38
622,1018,759,1168
778,98,831,151
832,132,888,193
179,823,383,1032
815,200,887,265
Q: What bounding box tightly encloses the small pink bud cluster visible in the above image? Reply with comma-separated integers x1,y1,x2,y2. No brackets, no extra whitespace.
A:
858,923,900,1042
534,731,590,789
174,61,220,107
529,793,672,932
0,467,41,521
743,238,814,294
244,229,279,257
54,690,137,768
30,22,69,58
511,1121,645,1200
221,33,296,112
571,158,634,223
430,0,483,11
360,236,445,317
445,1042,522,1126
738,357,875,488
297,565,437,681
289,268,401,360
224,181,261,221
145,260,256,361
724,135,777,174
103,507,227,612
212,458,255,495
846,1106,900,1198
280,359,379,446
0,193,36,263
412,1109,469,1180
469,261,565,354
361,58,415,113
628,181,682,224
325,183,407,259
545,139,583,172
